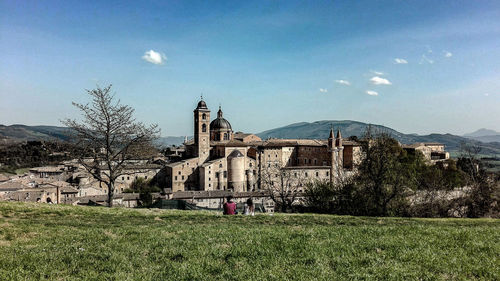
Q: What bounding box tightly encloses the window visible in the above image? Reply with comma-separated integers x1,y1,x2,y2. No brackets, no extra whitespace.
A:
309,159,312,164
223,171,227,178
326,171,329,177
127,176,130,180
305,172,308,177
316,172,319,177
178,171,181,175
209,170,211,174
314,159,317,165
219,163,223,168
208,184,211,187
249,163,252,167
175,176,177,180
121,177,124,180
202,113,206,120
209,178,211,181
224,133,228,140
182,176,185,180
145,176,147,179
294,172,297,177
202,124,207,132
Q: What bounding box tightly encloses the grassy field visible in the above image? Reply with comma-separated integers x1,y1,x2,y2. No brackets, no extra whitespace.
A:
0,202,499,280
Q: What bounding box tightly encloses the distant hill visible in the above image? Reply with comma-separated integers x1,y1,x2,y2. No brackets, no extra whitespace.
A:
463,128,500,137
462,128,500,143
0,124,72,142
257,120,500,156
2,123,500,156
155,136,190,147
465,135,500,143
0,124,189,147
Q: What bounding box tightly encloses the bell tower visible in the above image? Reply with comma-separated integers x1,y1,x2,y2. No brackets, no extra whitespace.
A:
194,97,210,164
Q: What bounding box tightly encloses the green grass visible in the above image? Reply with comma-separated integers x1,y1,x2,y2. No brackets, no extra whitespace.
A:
0,202,499,280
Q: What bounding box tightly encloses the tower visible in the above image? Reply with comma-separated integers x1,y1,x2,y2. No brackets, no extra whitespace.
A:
336,128,344,179
194,97,210,164
328,126,336,184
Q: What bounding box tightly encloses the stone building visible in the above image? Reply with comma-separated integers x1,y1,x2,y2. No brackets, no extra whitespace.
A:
164,98,362,192
403,142,449,163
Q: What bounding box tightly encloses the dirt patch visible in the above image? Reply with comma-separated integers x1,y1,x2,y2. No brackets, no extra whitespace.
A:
104,230,118,239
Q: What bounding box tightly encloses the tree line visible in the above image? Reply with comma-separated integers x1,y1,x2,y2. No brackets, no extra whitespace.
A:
301,132,499,218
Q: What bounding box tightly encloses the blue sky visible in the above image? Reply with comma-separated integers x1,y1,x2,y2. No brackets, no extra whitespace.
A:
1,0,499,136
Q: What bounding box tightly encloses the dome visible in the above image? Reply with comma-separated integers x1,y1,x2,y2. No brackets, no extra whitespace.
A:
228,149,244,158
210,117,232,130
210,106,232,130
197,100,207,109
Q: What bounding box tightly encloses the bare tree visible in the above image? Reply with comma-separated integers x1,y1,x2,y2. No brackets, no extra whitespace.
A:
63,85,159,207
259,164,306,212
458,142,498,217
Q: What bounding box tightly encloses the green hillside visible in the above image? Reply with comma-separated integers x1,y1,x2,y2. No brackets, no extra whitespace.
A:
0,202,498,280
0,124,72,142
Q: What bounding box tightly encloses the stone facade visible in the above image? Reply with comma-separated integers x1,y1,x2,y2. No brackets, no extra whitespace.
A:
164,98,362,192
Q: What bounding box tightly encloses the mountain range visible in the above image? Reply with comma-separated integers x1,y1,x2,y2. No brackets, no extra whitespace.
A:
1,122,499,156
256,120,500,156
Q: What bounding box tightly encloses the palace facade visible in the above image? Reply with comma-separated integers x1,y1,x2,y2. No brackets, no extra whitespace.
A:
164,98,362,192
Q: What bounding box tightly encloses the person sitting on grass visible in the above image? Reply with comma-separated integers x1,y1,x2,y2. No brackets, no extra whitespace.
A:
245,197,255,216
223,196,237,215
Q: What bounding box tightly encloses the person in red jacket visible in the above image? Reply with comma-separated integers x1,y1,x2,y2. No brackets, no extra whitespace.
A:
223,196,237,215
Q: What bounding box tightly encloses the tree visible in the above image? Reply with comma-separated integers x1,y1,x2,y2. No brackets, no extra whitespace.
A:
63,85,160,207
124,177,161,206
260,165,306,212
355,133,418,216
457,142,499,217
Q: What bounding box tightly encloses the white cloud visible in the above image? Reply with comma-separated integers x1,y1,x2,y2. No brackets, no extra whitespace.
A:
370,76,392,85
370,70,384,75
394,58,408,64
319,88,328,93
366,90,378,96
142,50,167,65
444,51,453,58
484,93,489,96
419,54,434,64
335,80,351,86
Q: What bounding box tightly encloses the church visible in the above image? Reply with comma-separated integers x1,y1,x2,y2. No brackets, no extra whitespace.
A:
164,98,362,193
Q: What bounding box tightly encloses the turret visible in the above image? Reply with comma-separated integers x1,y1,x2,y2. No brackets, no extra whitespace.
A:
328,126,335,148
328,126,336,184
335,129,342,147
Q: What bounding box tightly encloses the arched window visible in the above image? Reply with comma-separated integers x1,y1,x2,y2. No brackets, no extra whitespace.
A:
202,113,206,120
202,124,207,132
224,133,228,140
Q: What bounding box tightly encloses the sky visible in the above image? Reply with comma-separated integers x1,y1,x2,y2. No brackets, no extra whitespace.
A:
1,0,499,137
